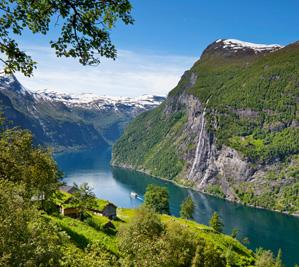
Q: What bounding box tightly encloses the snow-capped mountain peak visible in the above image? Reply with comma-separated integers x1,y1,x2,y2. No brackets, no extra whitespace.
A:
0,73,28,95
217,39,283,52
202,38,284,59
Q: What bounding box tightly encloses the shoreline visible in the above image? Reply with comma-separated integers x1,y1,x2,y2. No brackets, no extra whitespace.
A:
111,163,299,219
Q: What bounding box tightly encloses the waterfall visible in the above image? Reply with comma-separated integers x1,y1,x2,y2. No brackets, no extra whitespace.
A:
198,165,210,189
188,98,210,179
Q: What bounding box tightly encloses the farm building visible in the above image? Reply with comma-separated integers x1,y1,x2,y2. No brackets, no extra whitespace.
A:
54,187,117,220
89,202,117,220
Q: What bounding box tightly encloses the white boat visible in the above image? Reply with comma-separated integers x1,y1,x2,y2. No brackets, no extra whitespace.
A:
130,192,138,198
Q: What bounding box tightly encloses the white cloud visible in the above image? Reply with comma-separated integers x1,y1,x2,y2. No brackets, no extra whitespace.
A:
15,46,196,97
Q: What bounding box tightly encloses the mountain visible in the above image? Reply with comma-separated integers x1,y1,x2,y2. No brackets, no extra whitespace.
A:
0,74,165,151
112,39,299,215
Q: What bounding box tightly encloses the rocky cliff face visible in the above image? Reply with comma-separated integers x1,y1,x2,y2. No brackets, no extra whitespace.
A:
165,90,253,201
112,39,299,214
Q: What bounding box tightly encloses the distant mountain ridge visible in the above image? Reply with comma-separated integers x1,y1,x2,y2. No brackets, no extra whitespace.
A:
33,89,164,111
0,74,165,151
112,38,299,215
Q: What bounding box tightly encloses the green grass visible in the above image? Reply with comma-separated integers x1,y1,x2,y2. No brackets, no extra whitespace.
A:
44,203,257,266
93,199,110,211
47,215,118,253
117,208,255,266
51,190,73,206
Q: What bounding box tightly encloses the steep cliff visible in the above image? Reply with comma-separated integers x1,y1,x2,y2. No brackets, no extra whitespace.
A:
112,39,299,214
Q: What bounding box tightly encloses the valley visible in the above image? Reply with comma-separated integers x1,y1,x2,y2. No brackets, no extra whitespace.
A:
55,147,299,266
1,1,298,266
0,74,164,151
112,39,299,216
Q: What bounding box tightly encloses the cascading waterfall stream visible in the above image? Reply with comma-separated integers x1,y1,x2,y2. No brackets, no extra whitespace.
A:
188,98,210,179
198,164,210,189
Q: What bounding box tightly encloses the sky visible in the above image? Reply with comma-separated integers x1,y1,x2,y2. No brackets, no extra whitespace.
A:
13,0,299,97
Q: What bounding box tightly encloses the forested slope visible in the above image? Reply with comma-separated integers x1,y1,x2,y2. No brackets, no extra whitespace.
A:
112,39,299,214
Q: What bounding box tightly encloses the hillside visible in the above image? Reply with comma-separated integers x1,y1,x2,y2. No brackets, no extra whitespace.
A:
0,74,164,151
46,206,255,266
112,39,299,215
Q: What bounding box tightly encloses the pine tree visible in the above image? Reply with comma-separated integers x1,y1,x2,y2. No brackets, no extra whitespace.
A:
180,196,195,219
209,212,224,233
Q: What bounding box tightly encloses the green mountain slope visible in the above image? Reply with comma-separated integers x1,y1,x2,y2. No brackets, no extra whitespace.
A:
112,39,299,214
46,207,255,266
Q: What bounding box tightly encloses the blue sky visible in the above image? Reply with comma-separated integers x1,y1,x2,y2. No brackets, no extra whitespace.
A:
15,0,299,96
113,0,299,56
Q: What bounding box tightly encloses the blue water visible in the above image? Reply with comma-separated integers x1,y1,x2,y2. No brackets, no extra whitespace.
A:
54,146,299,266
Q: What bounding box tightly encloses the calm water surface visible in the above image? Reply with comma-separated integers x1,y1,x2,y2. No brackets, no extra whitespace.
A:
55,146,299,267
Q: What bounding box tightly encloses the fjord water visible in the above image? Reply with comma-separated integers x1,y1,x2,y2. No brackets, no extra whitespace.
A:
55,147,299,266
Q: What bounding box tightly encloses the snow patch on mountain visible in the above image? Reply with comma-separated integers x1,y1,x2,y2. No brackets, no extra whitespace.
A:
221,39,283,52
0,73,27,95
0,72,165,111
33,89,164,110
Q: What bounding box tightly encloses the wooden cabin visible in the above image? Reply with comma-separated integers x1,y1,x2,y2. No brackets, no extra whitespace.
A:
89,203,117,220
56,187,117,220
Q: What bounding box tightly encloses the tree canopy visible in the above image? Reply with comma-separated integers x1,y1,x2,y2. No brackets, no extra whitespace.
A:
0,0,133,76
117,207,197,267
0,180,64,266
0,126,61,200
144,184,170,214
209,212,224,233
70,182,97,219
180,196,195,219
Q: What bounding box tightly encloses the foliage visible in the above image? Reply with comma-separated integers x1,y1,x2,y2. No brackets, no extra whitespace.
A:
112,41,299,214
0,125,61,206
205,184,226,198
229,128,299,163
117,207,254,267
112,106,186,180
209,212,224,233
180,196,195,219
117,207,165,266
0,124,122,266
231,228,239,239
254,248,283,267
69,182,97,219
0,180,64,266
0,0,133,76
118,207,204,267
144,184,170,214
119,208,255,266
201,241,226,267
233,157,299,213
61,243,120,267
